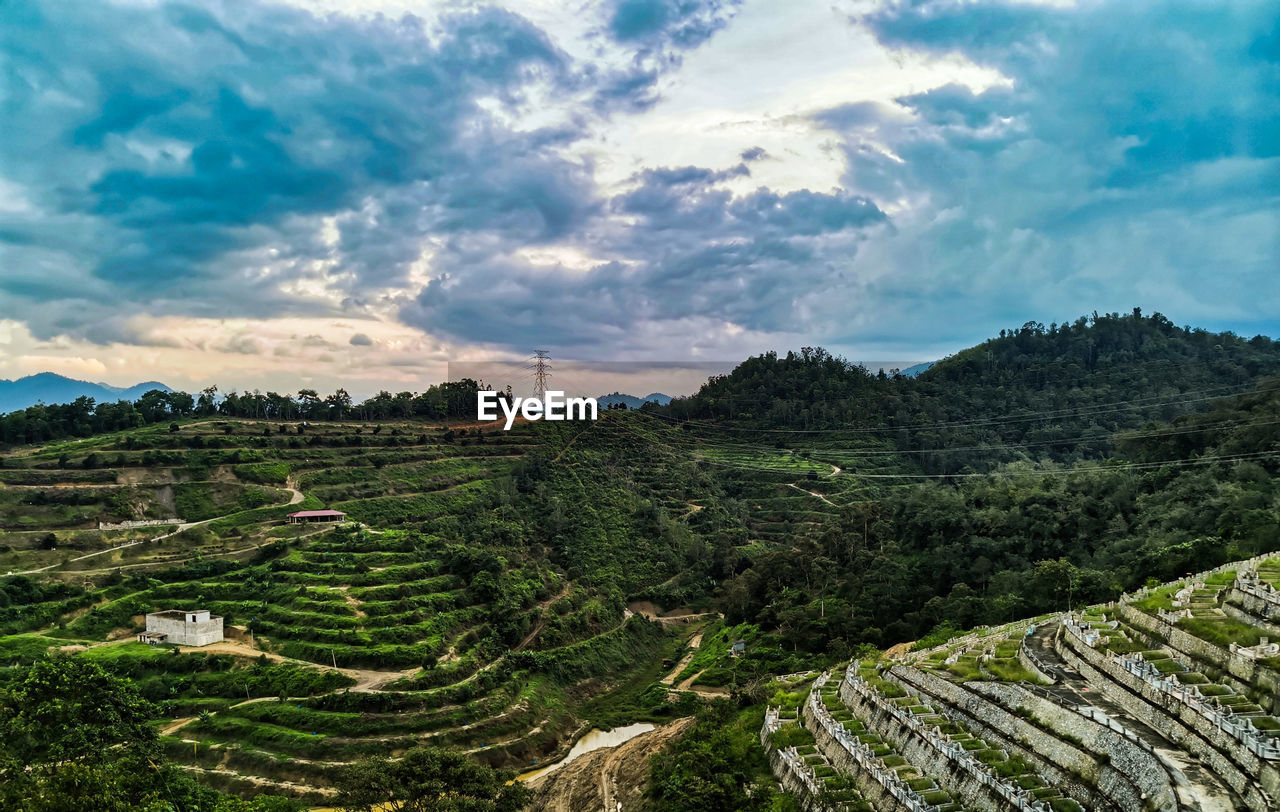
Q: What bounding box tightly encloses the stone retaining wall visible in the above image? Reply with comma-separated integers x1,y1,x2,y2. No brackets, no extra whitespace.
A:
761,707,835,812
1017,640,1057,684
1222,600,1280,640
1225,586,1280,629
1118,604,1280,709
890,666,1139,812
799,700,914,812
99,518,181,530
765,746,834,812
1228,579,1280,621
1058,624,1275,807
837,675,1029,812
967,681,1177,812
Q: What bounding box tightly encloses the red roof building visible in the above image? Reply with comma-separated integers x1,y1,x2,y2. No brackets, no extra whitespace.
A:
287,509,347,524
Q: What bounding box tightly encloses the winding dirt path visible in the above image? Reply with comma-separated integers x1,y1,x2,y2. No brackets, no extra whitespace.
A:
786,482,837,507
659,632,703,686
161,716,197,736
283,474,306,505
172,640,416,692
17,520,210,575
514,584,572,652
16,482,311,576
550,422,594,464
674,668,706,691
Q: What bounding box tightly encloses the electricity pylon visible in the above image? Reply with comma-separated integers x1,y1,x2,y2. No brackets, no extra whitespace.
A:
529,351,551,399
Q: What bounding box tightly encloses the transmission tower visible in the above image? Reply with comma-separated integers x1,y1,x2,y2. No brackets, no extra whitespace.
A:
528,350,552,399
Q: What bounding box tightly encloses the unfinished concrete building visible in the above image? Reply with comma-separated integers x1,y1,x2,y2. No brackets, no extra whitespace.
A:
140,609,223,646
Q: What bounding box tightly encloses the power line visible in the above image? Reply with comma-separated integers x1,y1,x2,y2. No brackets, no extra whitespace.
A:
642,381,1280,436
629,410,1280,459
595,415,1280,483
833,450,1280,479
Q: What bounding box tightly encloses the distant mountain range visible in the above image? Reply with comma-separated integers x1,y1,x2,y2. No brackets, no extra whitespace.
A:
0,373,171,414
596,391,672,410
899,362,934,377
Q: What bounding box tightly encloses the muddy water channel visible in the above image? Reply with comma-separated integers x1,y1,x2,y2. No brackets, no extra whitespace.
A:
516,722,656,783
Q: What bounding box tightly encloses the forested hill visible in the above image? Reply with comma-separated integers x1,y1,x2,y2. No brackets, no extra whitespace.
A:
628,368,1280,654
660,310,1280,472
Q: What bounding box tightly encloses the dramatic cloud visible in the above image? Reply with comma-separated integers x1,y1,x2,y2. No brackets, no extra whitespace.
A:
2,0,588,337
592,0,742,111
1,0,1277,392
812,0,1280,344
401,164,886,351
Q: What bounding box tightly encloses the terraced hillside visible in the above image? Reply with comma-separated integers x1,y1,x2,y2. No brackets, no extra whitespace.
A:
0,416,708,804
8,342,1280,810
766,553,1280,811
0,407,933,807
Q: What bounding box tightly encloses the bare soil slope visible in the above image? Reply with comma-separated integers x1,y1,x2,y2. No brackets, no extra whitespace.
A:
528,717,694,812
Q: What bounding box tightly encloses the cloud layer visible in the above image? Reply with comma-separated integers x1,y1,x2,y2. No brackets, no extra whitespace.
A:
1,0,1277,389
822,0,1280,343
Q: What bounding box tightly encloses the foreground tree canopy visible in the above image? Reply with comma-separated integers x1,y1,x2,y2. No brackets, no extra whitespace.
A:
0,656,303,811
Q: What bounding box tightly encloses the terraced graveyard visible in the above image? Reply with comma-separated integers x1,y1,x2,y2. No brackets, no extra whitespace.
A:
763,553,1280,811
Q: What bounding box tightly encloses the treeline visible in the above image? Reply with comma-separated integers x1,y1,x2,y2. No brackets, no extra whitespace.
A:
663,310,1280,473
0,379,491,446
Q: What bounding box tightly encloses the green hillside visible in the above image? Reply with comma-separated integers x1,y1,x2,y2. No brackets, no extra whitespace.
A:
664,309,1280,472
0,417,698,806
5,313,1280,809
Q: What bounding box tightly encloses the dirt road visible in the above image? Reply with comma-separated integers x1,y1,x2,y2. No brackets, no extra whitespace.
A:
16,482,310,576
786,482,837,507
175,640,417,692
17,520,209,575
514,584,572,652
659,632,702,686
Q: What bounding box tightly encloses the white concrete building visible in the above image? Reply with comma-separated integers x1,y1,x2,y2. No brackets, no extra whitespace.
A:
140,609,223,646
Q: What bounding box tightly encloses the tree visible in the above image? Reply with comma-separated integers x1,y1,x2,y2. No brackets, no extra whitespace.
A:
648,700,777,812
197,385,219,416
326,388,353,420
1033,558,1078,612
0,657,303,812
297,389,321,419
335,745,531,812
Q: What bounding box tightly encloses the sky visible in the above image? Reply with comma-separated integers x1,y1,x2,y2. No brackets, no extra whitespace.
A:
1,0,1277,399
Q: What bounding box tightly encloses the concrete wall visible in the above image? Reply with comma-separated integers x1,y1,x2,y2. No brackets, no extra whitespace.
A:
891,666,1152,812
146,613,223,646
1058,625,1276,808
966,680,1177,812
